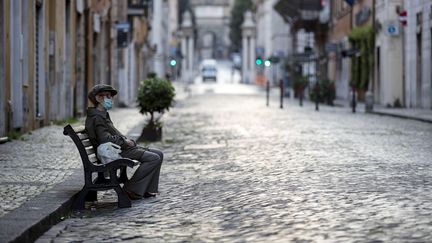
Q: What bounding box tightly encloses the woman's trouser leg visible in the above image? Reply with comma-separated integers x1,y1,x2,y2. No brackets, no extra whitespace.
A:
122,148,163,196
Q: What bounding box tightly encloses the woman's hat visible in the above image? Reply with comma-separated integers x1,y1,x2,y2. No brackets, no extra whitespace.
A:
88,84,118,104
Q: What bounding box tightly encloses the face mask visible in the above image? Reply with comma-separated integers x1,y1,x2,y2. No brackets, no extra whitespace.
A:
102,97,113,110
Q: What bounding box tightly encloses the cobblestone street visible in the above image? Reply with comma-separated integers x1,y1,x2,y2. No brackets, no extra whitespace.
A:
37,93,432,242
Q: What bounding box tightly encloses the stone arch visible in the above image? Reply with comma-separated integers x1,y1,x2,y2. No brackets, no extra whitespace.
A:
199,30,217,59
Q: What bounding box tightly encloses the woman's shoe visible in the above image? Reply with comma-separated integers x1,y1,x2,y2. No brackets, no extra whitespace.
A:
124,190,143,200
143,192,157,198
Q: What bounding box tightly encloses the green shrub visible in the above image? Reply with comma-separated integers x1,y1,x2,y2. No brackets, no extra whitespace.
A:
137,77,176,125
348,25,374,90
309,79,336,105
293,75,309,90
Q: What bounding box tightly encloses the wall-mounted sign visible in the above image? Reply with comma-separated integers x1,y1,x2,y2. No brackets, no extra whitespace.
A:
127,5,145,16
93,14,101,33
344,0,355,6
355,6,371,26
385,21,400,36
325,43,338,53
115,22,130,49
399,11,407,26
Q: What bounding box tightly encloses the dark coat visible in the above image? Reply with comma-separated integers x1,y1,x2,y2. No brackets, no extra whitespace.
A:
85,107,132,150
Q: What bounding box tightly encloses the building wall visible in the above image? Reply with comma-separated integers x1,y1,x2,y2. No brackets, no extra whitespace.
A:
328,0,352,100
10,0,24,129
404,0,432,109
0,0,5,136
74,1,86,117
151,0,165,77
0,0,158,137
255,0,291,85
375,0,403,106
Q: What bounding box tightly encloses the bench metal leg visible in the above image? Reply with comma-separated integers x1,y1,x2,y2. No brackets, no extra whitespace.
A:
85,190,97,202
119,167,128,183
73,188,89,210
114,186,131,208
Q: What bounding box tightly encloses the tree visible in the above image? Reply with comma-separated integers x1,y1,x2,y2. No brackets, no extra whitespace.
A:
229,0,253,52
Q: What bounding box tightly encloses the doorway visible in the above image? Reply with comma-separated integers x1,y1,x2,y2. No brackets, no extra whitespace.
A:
0,0,5,135
35,1,45,122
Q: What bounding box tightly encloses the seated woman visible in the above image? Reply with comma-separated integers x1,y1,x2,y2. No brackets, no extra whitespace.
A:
85,84,163,200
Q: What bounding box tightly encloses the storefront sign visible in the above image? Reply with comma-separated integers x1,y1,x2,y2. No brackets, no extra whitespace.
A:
355,6,371,26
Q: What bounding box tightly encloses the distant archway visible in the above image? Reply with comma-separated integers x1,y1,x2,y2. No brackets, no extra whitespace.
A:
200,31,216,59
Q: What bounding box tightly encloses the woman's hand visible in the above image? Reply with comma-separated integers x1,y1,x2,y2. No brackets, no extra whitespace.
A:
126,139,136,147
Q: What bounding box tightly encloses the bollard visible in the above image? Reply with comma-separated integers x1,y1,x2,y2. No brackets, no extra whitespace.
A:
314,82,320,111
266,80,270,107
365,91,374,112
299,87,303,107
279,79,283,109
351,86,356,113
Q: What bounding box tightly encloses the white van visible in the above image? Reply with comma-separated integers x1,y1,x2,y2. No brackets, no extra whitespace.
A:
201,59,217,81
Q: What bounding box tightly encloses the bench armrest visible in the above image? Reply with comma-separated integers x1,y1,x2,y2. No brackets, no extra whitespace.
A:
104,158,137,170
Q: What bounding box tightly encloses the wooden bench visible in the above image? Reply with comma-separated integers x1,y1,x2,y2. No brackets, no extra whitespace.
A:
63,124,137,209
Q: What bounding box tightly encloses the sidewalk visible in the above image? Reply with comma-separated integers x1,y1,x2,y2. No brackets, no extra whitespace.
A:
0,107,147,243
334,98,432,123
269,87,432,124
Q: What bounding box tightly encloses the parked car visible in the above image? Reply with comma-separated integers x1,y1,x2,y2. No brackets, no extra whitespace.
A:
201,59,217,82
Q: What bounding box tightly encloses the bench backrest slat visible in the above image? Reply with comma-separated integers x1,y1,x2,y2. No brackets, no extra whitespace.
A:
63,124,99,170
88,153,98,163
82,139,92,147
85,147,95,155
73,125,86,133
77,133,89,140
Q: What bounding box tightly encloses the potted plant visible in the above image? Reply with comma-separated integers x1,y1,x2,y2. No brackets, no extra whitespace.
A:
310,79,336,106
293,75,308,98
137,77,175,142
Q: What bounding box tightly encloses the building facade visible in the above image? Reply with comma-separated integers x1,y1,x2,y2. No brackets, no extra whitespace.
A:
254,0,292,86
328,0,352,100
374,0,404,107
189,0,231,60
0,0,166,138
404,0,432,109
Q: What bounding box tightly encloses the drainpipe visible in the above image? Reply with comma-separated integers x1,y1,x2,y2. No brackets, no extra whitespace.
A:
401,1,406,107
366,0,376,112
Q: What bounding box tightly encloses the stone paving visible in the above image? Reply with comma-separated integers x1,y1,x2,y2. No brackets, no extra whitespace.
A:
36,93,432,242
0,107,146,218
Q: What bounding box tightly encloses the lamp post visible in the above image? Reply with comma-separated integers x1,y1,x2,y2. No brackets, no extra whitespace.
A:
241,11,256,84
180,11,194,84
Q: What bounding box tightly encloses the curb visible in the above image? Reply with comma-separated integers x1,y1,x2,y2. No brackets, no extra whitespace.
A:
0,169,82,243
369,111,432,124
